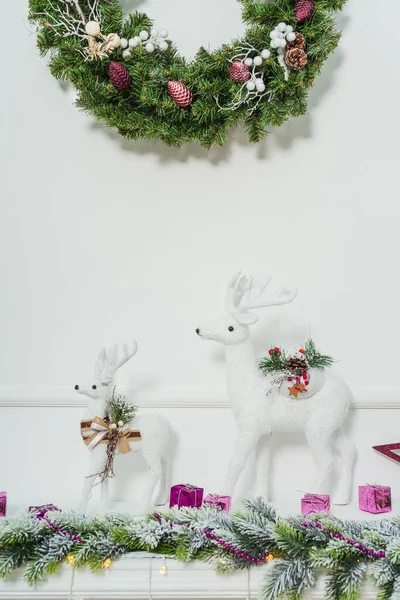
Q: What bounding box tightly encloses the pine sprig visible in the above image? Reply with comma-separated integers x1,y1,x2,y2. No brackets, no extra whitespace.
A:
106,392,138,425
259,339,334,376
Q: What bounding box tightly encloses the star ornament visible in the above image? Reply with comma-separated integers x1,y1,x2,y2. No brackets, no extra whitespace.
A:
373,443,400,464
288,383,307,398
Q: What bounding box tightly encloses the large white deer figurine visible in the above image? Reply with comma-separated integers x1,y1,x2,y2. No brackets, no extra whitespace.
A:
196,273,356,505
75,342,171,514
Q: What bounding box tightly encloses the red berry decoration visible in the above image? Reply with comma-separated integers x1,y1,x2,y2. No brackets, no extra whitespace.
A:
298,348,305,354
274,347,281,354
295,0,314,22
167,81,193,107
268,349,273,356
229,61,251,83
108,61,131,90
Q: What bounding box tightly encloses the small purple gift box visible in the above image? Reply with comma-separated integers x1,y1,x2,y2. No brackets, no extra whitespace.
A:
29,504,60,518
169,484,204,509
358,485,391,514
301,493,330,515
0,493,6,518
204,494,232,512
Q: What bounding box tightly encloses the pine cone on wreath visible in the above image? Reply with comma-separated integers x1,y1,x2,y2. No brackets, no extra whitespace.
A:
167,80,193,107
295,0,314,22
286,32,306,51
108,61,131,90
229,61,251,82
285,356,309,375
285,47,308,70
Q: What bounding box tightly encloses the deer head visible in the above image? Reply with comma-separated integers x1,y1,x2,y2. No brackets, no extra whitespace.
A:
74,342,138,400
196,272,297,345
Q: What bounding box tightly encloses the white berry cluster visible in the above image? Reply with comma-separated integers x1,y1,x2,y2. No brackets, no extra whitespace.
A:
243,49,270,93
243,48,271,69
270,22,296,51
121,28,169,58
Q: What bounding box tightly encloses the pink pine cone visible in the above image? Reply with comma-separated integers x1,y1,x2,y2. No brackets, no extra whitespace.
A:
229,61,251,82
167,81,193,107
295,0,314,22
108,61,131,90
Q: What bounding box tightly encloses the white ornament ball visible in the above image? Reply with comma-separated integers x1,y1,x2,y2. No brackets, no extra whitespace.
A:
159,29,169,39
261,49,271,59
280,39,287,48
244,57,253,66
253,55,263,66
277,31,284,38
151,28,159,37
255,80,266,92
278,22,287,32
110,423,117,430
108,33,121,48
285,25,293,33
120,38,128,49
85,20,101,36
246,80,256,91
139,30,149,40
145,42,155,53
286,31,296,42
159,41,169,51
270,39,278,49
118,421,124,427
270,30,278,39
122,49,131,58
129,36,140,47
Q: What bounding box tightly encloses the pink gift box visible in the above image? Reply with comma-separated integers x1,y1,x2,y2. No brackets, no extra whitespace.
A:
169,484,203,509
0,493,6,518
29,504,60,518
204,494,232,512
358,485,391,514
301,493,330,515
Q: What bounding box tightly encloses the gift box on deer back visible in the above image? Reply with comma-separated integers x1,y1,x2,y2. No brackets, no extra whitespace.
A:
301,493,330,515
358,485,391,514
169,484,204,509
204,493,232,512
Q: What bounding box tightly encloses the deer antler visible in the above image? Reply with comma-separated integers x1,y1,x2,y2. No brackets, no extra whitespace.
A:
226,272,297,315
100,341,138,384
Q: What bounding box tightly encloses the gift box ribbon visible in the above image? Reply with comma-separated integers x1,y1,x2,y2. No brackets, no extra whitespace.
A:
302,493,329,511
80,416,141,454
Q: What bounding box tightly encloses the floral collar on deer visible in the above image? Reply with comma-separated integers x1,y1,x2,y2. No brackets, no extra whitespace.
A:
28,0,346,147
259,339,334,398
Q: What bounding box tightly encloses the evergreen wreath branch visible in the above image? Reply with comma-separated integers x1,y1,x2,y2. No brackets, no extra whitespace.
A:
28,0,347,147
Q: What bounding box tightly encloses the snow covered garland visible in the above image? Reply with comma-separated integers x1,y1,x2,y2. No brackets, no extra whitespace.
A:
0,499,399,600
28,0,347,147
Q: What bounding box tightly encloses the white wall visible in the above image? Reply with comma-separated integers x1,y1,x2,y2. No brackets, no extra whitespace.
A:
1,0,400,515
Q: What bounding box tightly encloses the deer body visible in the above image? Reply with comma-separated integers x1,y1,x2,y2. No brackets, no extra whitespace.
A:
197,274,356,505
76,343,171,515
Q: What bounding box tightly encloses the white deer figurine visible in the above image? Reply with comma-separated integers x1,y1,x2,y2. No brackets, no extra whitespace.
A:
75,342,171,514
196,273,356,505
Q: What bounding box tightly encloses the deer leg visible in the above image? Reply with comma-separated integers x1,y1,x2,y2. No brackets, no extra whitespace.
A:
154,454,169,506
255,433,271,501
332,428,356,505
305,426,335,494
98,478,110,514
137,453,162,514
221,431,258,497
78,446,107,515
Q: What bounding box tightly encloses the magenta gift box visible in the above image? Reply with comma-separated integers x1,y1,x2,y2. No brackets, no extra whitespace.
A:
358,485,391,514
0,493,6,517
29,504,60,518
204,494,232,512
301,493,330,515
169,484,204,509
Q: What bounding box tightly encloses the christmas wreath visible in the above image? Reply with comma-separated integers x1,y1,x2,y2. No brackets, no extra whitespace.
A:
28,0,347,147
0,499,398,600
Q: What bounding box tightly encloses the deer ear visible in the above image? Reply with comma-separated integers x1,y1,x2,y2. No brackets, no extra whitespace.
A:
233,312,259,325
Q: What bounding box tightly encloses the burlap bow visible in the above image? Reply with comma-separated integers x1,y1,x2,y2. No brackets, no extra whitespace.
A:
80,416,141,454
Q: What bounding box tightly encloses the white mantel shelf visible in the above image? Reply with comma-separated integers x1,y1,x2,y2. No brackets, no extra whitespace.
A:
0,555,379,600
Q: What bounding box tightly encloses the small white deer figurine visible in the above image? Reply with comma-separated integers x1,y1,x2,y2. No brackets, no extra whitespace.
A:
75,342,171,514
196,273,356,505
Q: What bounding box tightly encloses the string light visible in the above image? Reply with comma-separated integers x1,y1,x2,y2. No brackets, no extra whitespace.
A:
219,557,227,564
160,558,168,575
265,554,274,561
65,554,76,565
102,558,112,569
